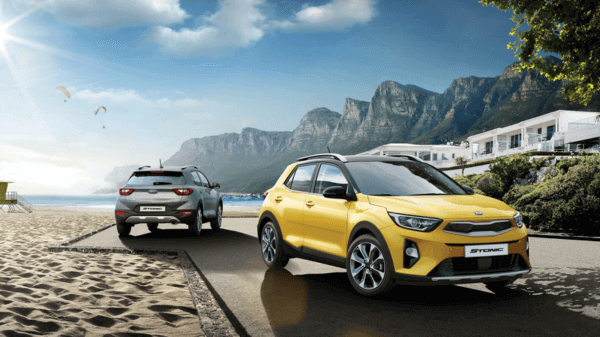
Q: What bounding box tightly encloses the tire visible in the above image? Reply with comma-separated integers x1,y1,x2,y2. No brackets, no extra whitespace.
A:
189,205,203,236
210,203,222,231
346,234,393,297
147,223,159,233
116,221,131,237
485,278,516,292
261,221,290,268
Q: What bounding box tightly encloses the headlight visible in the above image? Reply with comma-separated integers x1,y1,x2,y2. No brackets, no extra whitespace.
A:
388,213,443,232
513,211,524,228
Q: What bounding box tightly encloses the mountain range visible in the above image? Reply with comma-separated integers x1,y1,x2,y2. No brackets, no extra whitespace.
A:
98,56,600,193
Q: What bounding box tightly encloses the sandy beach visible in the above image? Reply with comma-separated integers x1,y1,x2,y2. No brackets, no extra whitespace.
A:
0,206,259,336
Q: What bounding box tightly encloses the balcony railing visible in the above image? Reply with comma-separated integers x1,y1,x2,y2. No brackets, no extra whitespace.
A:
568,116,599,130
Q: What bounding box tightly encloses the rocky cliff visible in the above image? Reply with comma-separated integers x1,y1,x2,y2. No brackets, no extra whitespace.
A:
98,56,600,193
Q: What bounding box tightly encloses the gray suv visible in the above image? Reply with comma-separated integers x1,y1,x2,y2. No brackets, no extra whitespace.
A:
115,165,222,237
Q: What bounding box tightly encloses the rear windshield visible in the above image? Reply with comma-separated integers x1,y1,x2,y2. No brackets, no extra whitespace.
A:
126,171,185,186
345,161,467,196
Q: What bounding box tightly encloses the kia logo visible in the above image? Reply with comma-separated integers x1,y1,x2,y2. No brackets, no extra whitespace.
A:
149,190,158,194
474,212,483,216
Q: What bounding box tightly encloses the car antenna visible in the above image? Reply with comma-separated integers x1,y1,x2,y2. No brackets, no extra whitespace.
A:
327,146,331,153
160,159,163,169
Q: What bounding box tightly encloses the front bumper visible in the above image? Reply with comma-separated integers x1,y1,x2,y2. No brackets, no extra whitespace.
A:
380,222,531,283
394,268,531,286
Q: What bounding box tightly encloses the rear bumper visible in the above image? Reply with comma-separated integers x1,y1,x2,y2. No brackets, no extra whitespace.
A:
115,210,195,224
394,268,531,286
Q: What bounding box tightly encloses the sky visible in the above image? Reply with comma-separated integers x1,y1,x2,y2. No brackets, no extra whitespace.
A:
0,0,524,195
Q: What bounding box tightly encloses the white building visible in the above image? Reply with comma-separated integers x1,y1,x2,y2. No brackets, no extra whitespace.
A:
361,110,600,168
359,143,470,168
467,110,600,162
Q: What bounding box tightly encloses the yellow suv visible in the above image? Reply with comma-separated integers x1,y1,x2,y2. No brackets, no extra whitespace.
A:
257,153,531,296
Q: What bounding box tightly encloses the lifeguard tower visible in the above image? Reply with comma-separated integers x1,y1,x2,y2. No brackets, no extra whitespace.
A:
0,181,33,213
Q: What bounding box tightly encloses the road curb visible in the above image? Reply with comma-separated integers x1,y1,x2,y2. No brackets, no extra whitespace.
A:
528,233,600,242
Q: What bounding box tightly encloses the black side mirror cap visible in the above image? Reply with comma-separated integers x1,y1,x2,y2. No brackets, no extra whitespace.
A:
212,182,220,189
462,185,474,195
323,186,357,201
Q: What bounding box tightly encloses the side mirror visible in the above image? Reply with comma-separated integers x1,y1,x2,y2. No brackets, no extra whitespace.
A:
323,186,356,201
211,182,220,189
462,185,474,195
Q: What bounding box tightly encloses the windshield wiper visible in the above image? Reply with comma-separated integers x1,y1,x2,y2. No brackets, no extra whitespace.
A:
370,194,400,196
153,182,173,185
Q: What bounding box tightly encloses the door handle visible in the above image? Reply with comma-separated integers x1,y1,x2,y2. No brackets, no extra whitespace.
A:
306,200,315,206
274,196,283,202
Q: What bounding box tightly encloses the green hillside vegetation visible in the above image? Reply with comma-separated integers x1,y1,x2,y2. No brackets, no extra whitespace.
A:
454,153,600,235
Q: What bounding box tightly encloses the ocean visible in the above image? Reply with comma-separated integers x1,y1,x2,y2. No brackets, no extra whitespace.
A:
21,194,265,209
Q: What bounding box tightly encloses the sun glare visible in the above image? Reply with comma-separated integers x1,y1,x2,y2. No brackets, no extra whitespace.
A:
0,24,8,45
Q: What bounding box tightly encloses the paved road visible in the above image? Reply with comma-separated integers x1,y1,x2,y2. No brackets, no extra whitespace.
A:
72,219,600,337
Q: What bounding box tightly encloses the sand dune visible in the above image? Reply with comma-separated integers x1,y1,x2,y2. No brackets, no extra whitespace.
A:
0,207,203,336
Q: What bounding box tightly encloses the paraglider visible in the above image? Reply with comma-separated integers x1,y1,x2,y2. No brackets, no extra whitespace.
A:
102,126,106,129
94,106,106,115
56,86,70,102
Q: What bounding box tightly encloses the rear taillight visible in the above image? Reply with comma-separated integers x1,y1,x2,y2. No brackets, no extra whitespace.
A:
172,188,193,195
116,211,126,215
179,211,192,216
119,188,134,195
263,191,269,198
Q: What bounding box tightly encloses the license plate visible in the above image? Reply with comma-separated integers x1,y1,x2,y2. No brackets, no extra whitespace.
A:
465,243,508,258
140,206,165,212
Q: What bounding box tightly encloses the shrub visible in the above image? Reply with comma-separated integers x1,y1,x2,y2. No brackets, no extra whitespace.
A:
512,155,600,235
453,174,480,188
489,153,533,194
474,173,504,199
503,185,536,206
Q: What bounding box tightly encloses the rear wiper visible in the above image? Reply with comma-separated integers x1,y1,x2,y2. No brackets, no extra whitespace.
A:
153,182,172,185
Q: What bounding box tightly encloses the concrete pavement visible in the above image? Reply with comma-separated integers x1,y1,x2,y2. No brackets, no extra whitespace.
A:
66,219,600,337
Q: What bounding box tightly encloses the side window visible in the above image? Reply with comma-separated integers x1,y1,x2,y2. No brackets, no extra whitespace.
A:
314,164,349,195
198,172,210,187
191,172,203,185
289,165,316,192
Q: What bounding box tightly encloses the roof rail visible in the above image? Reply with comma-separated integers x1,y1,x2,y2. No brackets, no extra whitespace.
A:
297,153,347,162
181,165,198,170
383,154,425,163
138,165,151,170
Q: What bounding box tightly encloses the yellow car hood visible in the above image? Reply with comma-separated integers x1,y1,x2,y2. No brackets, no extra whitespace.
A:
367,194,516,220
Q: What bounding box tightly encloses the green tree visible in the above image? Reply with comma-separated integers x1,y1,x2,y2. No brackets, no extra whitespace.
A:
455,156,468,176
480,0,600,105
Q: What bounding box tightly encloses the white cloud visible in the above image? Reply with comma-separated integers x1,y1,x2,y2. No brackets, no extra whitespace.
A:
153,0,266,56
73,89,215,120
75,89,145,103
13,0,189,26
271,0,376,31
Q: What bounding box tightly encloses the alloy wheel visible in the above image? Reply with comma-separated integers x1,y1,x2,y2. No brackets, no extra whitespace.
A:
350,243,386,290
262,226,276,263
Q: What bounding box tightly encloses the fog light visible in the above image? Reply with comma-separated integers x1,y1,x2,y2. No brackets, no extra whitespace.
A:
403,240,420,269
406,247,419,259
